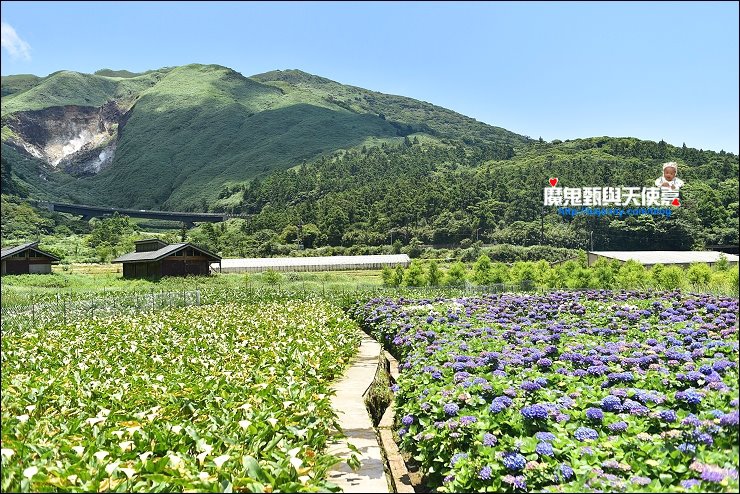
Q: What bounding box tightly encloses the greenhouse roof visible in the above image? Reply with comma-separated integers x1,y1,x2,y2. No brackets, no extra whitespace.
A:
589,251,739,265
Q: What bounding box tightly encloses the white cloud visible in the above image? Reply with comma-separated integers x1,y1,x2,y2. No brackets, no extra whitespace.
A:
1,21,31,61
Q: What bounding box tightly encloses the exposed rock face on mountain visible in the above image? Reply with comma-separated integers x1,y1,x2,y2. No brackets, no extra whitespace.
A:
3,101,125,176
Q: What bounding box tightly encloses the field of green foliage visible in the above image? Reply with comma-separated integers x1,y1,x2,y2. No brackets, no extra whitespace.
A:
1,300,360,492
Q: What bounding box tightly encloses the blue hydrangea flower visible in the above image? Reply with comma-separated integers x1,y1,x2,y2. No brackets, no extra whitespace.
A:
450,452,468,466
444,403,460,416
720,411,739,427
675,389,703,405
680,479,700,489
658,410,677,422
501,452,527,471
535,431,556,442
536,442,554,456
630,476,651,486
521,404,549,420
521,380,542,392
585,407,604,421
560,464,574,480
677,442,696,454
489,396,512,413
700,469,726,483
601,395,622,412
478,466,493,480
401,414,414,426
574,427,599,441
608,421,628,433
460,415,477,426
483,433,497,446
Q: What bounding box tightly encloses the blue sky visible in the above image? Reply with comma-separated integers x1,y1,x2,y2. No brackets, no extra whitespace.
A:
2,1,738,153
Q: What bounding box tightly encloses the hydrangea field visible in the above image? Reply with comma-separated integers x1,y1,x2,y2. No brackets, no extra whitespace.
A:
352,290,739,492
1,300,359,492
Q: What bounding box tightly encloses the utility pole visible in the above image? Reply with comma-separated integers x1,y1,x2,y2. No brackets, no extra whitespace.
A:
540,207,545,245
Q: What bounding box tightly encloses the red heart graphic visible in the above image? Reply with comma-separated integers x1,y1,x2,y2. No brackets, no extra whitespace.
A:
672,198,680,207
549,178,558,187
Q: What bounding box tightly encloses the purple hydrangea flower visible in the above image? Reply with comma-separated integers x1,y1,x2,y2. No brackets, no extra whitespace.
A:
490,396,512,413
574,427,599,441
701,468,726,483
659,410,677,422
676,389,703,405
720,411,739,428
521,380,542,392
401,414,414,426
444,403,460,416
601,395,622,412
450,452,468,466
677,442,696,454
536,442,554,456
608,421,628,433
460,415,477,426
560,464,574,480
521,404,549,421
501,452,527,471
535,431,556,442
680,479,700,489
478,466,493,480
630,476,651,486
483,433,497,446
586,407,604,421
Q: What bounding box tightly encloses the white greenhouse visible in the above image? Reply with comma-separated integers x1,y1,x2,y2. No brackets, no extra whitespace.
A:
212,254,411,273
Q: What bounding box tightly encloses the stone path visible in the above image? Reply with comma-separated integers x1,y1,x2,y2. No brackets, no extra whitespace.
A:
327,331,390,493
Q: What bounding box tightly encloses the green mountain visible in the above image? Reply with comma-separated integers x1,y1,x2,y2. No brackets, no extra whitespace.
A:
1,64,529,210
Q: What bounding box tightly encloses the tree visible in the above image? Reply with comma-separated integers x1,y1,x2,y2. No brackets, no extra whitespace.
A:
445,261,467,286
392,265,405,287
381,266,395,286
473,254,493,285
404,260,426,286
687,263,712,287
427,260,442,286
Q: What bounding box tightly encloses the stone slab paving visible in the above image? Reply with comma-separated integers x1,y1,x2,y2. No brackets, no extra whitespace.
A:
327,331,390,493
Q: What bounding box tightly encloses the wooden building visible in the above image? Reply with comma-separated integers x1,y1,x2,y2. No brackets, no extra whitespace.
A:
112,240,221,279
1,241,60,275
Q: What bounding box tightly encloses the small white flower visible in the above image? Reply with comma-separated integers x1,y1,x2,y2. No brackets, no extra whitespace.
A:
196,451,209,464
238,420,251,429
71,446,85,456
213,455,230,468
119,441,134,452
16,414,29,423
0,448,14,459
120,467,136,479
138,451,153,462
86,416,106,426
23,466,38,478
170,425,183,434
105,461,120,475
266,417,278,427
93,450,109,461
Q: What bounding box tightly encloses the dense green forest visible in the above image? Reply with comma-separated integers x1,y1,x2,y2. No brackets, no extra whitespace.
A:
204,136,738,253
2,134,738,258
